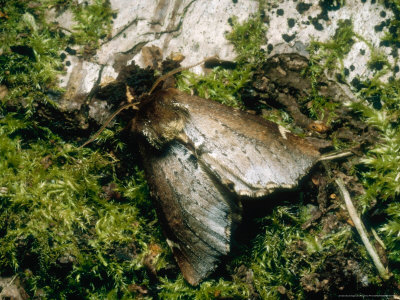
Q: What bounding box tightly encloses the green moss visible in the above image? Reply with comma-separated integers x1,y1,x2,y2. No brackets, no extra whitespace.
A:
0,4,159,295
350,80,400,284
0,112,166,298
249,205,365,299
379,1,400,49
158,276,251,300
303,51,340,122
262,109,293,130
0,0,113,114
0,3,267,298
305,10,400,284
176,67,252,108
367,50,390,72
176,13,267,108
0,6,66,111
303,19,355,121
0,96,159,296
335,2,400,284
308,19,355,73
70,0,114,55
289,11,400,288
225,15,268,66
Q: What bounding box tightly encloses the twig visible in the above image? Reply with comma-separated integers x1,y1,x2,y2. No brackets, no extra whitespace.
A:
318,151,353,161
371,228,386,250
7,274,17,287
335,178,390,280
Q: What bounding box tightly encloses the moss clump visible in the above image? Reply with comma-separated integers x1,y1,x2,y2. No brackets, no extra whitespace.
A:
294,19,356,128
70,0,114,55
250,205,372,298
351,79,400,283
305,18,355,78
158,276,251,299
380,1,400,51
176,14,267,108
176,67,253,108
0,0,113,112
0,2,66,112
0,112,168,298
302,19,354,121
367,50,391,72
0,1,165,298
306,2,400,285
225,15,268,66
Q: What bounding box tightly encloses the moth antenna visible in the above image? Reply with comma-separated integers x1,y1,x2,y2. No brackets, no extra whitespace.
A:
79,102,139,149
148,55,219,95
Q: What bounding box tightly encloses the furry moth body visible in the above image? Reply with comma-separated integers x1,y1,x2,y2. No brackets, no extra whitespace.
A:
130,87,320,285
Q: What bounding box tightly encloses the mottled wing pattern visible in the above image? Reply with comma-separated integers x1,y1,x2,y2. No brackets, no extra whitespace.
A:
139,140,241,285
173,91,320,198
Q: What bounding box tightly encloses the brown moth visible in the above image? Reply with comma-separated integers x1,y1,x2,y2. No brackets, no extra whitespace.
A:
128,84,320,285
84,60,321,285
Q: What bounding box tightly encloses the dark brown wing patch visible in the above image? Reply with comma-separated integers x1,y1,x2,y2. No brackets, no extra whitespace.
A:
139,140,241,285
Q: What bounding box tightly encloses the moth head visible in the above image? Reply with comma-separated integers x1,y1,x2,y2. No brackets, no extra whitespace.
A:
130,88,189,149
129,57,219,149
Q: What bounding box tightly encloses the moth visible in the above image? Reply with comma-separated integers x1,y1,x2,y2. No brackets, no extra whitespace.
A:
84,60,321,285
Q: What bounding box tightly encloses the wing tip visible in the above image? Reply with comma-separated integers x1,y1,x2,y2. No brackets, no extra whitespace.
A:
171,246,210,286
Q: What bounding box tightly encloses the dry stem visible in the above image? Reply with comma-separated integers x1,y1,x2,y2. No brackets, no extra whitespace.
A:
335,178,390,280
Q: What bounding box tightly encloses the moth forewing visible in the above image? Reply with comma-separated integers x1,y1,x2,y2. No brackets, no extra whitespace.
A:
172,90,321,197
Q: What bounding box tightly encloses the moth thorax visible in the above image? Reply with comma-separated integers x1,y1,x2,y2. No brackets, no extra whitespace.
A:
140,100,188,149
